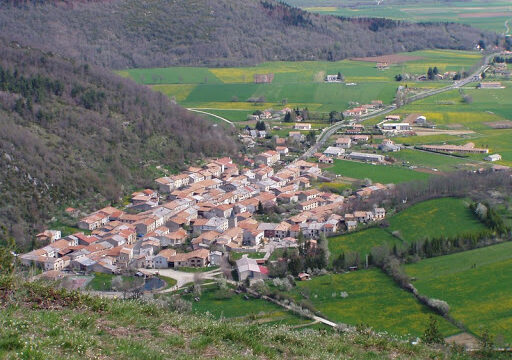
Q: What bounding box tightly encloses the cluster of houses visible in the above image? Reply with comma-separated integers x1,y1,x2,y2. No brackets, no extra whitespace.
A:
316,133,402,164
342,100,383,118
380,115,412,133
487,63,511,78
21,148,393,275
246,108,292,122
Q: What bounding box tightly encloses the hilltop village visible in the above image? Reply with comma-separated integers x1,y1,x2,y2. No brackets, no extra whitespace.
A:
20,152,388,275
20,92,508,276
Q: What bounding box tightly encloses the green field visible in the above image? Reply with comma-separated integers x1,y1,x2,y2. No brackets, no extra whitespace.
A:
86,273,140,292
328,159,431,184
118,50,482,117
389,149,470,171
329,197,487,259
406,242,512,344
290,270,459,337
181,283,314,328
285,0,512,33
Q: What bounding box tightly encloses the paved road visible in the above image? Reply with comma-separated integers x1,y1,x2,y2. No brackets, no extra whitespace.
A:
187,108,235,127
300,52,499,160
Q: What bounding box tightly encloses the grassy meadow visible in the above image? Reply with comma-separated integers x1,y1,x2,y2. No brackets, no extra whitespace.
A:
290,270,460,337
328,197,486,259
327,159,431,184
179,283,315,328
388,149,470,171
406,242,512,344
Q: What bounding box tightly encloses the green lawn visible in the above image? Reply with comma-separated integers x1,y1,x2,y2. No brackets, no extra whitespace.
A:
290,270,459,337
406,242,512,345
159,275,177,289
329,197,487,259
328,159,431,184
329,227,401,261
389,149,470,171
181,283,312,327
86,273,139,292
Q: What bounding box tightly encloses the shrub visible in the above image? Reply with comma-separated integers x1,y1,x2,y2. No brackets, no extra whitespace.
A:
422,315,444,344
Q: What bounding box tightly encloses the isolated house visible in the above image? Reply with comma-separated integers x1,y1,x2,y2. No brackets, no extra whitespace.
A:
336,137,352,149
323,146,345,157
382,123,410,131
236,256,268,281
347,152,384,162
294,123,312,131
484,154,502,162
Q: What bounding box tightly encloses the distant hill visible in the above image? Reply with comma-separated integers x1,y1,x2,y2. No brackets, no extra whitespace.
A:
0,0,499,69
0,40,237,248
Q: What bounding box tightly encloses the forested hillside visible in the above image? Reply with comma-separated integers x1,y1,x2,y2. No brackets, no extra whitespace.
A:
0,40,237,249
0,0,499,68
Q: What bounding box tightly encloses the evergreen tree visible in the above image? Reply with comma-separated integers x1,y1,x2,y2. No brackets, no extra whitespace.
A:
257,201,264,214
427,67,434,80
422,315,444,344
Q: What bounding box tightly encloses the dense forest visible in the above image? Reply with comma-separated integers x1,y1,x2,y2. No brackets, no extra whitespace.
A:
0,40,237,248
0,0,500,68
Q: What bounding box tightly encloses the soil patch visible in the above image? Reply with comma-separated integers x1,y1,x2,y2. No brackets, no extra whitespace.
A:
404,113,421,124
484,120,512,129
459,12,512,18
446,123,464,129
351,54,424,64
414,129,474,136
445,332,480,350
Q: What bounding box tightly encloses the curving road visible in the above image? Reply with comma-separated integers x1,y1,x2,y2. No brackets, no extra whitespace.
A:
300,52,500,160
187,108,235,127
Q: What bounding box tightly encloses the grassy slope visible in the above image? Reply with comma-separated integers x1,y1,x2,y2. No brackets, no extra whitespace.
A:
0,280,466,360
290,270,459,337
329,197,486,258
406,242,512,344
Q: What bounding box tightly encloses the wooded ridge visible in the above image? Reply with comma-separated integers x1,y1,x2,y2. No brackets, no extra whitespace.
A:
0,0,500,69
0,40,237,248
